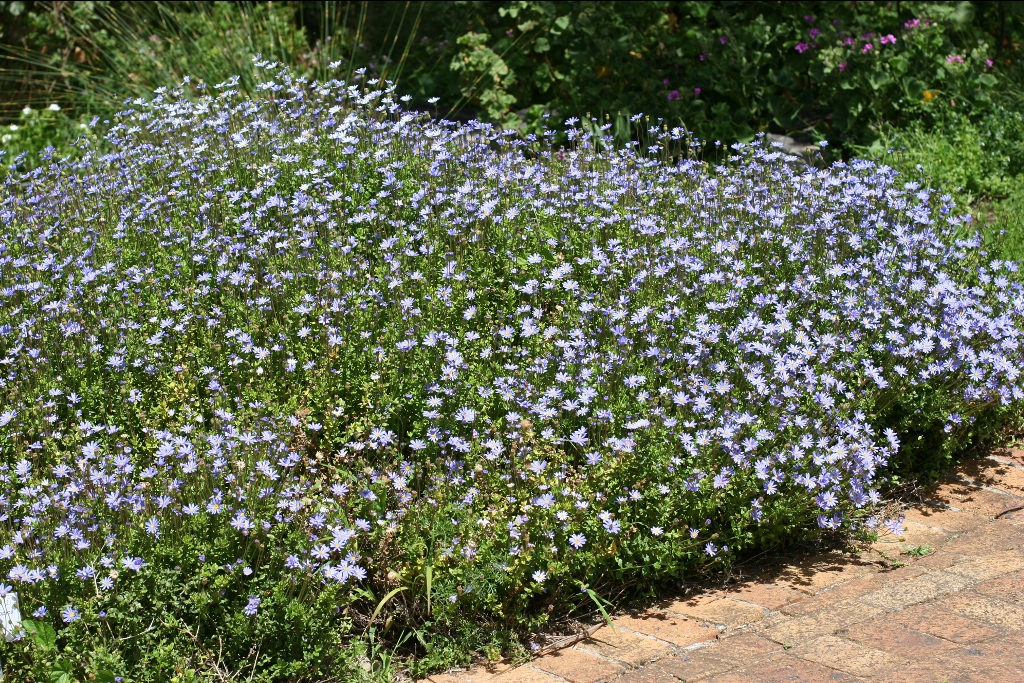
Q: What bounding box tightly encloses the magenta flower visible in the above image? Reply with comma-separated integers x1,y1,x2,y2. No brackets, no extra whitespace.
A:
946,55,964,63
880,34,896,45
719,35,728,44
809,28,821,39
693,87,701,95
839,61,848,71
663,78,671,85
905,18,919,29
804,14,815,22
699,53,708,61
862,43,874,53
986,59,994,67
667,90,680,101
795,42,810,54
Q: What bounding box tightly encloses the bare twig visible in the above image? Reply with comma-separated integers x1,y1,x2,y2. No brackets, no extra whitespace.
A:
532,621,604,657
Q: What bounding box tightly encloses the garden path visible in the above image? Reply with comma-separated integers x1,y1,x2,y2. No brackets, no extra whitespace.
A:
428,449,1024,683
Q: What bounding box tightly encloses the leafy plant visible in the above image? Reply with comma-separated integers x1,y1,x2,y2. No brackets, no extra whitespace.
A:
0,61,1022,678
904,544,934,557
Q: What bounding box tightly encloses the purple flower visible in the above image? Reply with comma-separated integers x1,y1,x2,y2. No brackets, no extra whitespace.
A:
120,557,145,572
243,596,261,616
667,90,680,101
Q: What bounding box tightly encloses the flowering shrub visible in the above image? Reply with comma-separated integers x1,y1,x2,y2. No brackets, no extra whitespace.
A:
447,2,1009,150
0,59,1022,679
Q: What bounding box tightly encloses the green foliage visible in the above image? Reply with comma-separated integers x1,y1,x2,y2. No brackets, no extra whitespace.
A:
881,107,1024,205
986,185,1024,264
876,97,1024,264
12,1,306,107
1,2,1024,678
450,31,518,120
438,1,1020,149
0,102,100,169
4,2,1024,176
1,67,1021,678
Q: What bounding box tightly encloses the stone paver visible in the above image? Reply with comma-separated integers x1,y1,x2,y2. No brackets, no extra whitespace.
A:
888,602,1003,644
722,582,806,610
762,599,884,644
935,593,1024,631
662,597,766,627
711,633,781,660
746,653,857,682
840,619,957,655
610,664,678,683
575,627,671,667
974,569,1024,604
704,675,762,683
612,614,719,648
425,452,1024,682
787,634,908,677
657,650,733,680
903,503,987,533
532,649,624,683
860,569,977,610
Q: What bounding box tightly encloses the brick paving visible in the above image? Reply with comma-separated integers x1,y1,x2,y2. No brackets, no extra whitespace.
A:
427,450,1024,683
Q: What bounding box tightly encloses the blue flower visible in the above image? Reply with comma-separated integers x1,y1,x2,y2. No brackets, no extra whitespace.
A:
243,596,261,617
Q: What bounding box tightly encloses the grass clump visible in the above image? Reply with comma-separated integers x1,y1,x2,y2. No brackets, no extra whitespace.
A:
0,60,1023,679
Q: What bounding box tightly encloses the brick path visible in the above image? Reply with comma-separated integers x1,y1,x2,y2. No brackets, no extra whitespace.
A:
428,450,1024,683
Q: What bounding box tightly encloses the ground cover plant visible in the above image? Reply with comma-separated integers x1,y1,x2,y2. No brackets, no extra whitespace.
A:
1,59,1024,680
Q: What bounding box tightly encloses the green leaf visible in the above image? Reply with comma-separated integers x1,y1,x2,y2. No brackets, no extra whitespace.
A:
23,619,56,650
94,672,117,683
363,586,407,635
424,563,433,616
553,15,570,32
949,1,975,25
534,37,550,54
48,660,76,683
586,588,615,629
768,67,795,88
868,70,892,91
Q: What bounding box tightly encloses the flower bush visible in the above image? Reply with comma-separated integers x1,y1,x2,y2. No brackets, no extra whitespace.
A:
443,1,1012,149
0,59,1022,679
